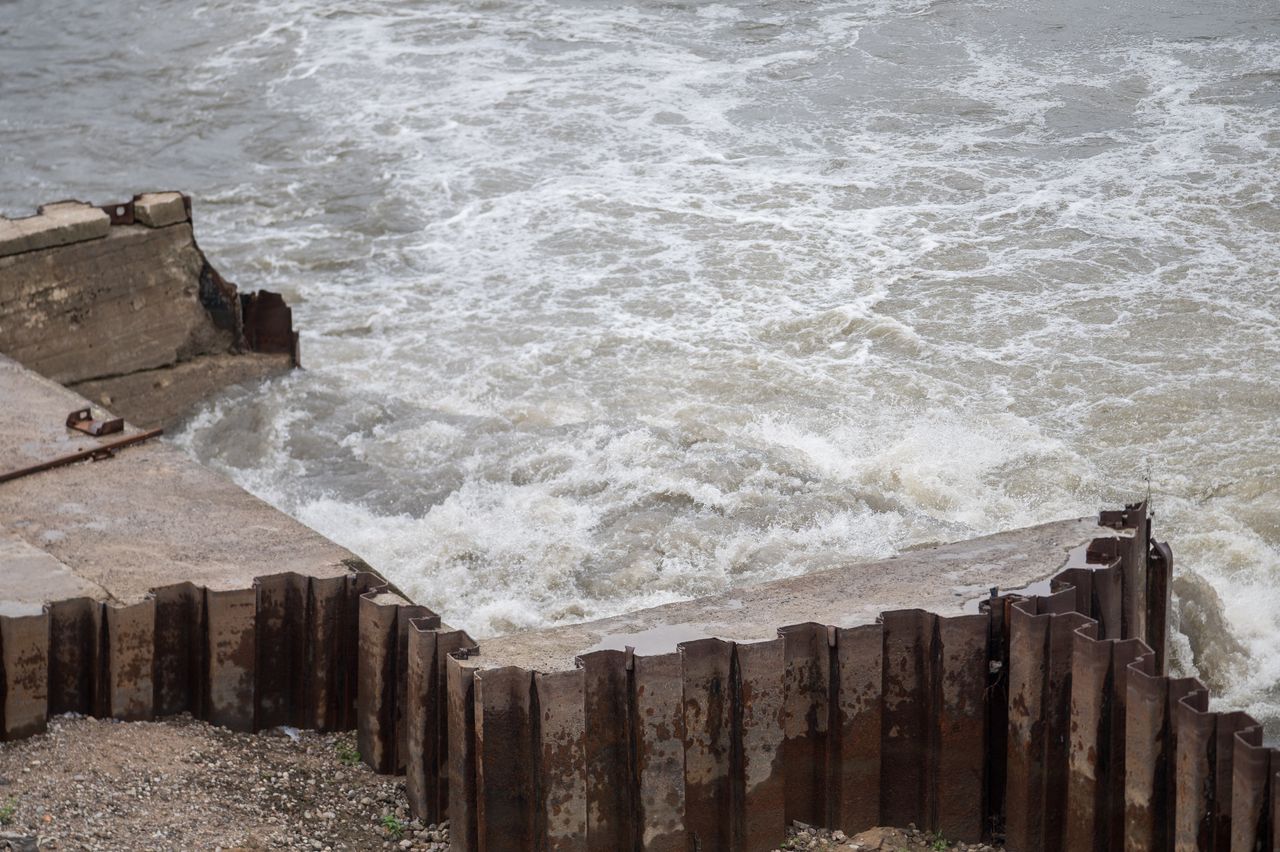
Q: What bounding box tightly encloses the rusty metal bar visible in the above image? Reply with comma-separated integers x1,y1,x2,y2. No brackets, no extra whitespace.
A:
1148,541,1174,675
0,427,163,484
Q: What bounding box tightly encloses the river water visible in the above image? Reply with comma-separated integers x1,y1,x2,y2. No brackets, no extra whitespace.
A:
2,0,1278,726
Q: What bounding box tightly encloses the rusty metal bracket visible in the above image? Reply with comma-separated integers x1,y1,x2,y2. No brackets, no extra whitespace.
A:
0,428,163,485
65,408,123,437
100,200,136,225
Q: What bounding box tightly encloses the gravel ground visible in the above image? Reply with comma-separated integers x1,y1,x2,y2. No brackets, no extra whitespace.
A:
0,715,1001,852
0,715,445,851
778,823,1001,851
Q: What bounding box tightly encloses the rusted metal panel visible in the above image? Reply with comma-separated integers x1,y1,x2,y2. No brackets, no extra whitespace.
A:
394,604,436,774
474,666,537,851
735,636,786,852
1052,568,1094,622
341,573,382,730
448,655,479,852
880,609,935,831
832,623,883,836
1099,501,1151,647
241,290,299,363
535,668,588,852
829,621,880,834
984,596,1012,840
581,648,636,851
681,638,733,852
1065,623,1107,852
434,629,479,820
254,572,307,730
1213,712,1257,850
1006,598,1090,852
1148,541,1173,675
1042,610,1092,851
633,652,686,852
1104,638,1147,852
1272,750,1280,852
358,592,399,773
1229,726,1270,852
205,587,256,731
1093,559,1125,644
105,599,155,721
1123,657,1165,852
779,622,831,828
46,597,100,716
405,619,439,822
936,613,989,843
0,612,49,740
305,575,349,732
1063,625,1148,852
153,583,205,718
1175,690,1215,852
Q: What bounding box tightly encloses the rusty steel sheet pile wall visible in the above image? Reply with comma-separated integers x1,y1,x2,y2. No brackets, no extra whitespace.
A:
4,503,1279,852
422,503,1280,852
0,572,476,770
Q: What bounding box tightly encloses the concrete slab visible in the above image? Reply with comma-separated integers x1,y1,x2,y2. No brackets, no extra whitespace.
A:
0,222,231,385
0,355,364,604
0,202,110,258
476,516,1127,672
69,351,295,430
134,193,188,229
0,533,109,615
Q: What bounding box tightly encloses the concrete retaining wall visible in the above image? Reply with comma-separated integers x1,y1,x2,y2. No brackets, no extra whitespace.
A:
0,192,298,428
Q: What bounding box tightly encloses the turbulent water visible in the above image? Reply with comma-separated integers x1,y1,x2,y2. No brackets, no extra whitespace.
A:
3,0,1279,726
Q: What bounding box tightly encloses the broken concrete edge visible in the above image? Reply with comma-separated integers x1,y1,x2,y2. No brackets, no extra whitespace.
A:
0,193,185,258
1,191,298,368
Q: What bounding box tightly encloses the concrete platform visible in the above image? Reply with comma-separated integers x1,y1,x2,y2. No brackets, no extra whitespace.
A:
475,515,1125,672
0,354,365,605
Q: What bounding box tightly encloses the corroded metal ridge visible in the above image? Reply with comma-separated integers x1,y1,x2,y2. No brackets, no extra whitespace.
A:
0,571,476,765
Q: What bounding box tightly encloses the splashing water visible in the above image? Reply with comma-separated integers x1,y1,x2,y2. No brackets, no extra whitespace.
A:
2,0,1278,727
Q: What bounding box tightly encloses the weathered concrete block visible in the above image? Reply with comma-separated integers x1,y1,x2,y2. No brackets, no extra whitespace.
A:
134,192,188,228
0,202,109,257
0,224,230,384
